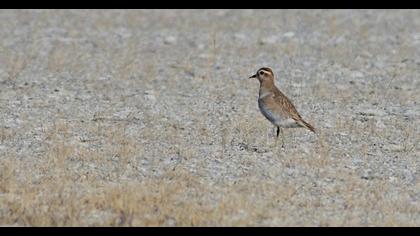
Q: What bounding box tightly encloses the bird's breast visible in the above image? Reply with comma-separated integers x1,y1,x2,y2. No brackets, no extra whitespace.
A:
258,99,290,125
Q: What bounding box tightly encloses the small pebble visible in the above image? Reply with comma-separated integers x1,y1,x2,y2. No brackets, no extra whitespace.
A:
164,35,177,45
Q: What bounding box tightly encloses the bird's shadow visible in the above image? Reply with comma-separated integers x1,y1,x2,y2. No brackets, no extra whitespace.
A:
237,142,271,153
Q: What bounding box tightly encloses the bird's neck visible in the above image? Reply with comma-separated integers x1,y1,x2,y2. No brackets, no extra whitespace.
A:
259,79,276,97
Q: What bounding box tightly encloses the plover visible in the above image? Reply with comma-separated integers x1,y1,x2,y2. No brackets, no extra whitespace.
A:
249,67,315,146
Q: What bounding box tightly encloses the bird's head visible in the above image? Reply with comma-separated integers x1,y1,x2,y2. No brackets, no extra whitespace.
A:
249,67,274,83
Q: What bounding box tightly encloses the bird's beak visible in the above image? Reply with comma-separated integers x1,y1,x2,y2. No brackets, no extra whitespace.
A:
249,74,257,79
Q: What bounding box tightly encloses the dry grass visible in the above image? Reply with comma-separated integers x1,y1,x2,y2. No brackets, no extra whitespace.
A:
0,116,417,226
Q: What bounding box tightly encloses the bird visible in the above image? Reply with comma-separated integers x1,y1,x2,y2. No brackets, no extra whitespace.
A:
249,67,315,147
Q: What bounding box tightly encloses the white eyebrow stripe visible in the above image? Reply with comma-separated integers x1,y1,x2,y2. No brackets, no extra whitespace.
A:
260,69,272,75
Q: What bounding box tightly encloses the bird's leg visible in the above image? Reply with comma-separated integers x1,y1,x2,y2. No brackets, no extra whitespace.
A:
280,128,285,148
275,126,285,148
273,126,278,148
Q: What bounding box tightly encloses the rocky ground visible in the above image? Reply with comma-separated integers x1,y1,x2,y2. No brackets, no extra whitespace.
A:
0,10,419,226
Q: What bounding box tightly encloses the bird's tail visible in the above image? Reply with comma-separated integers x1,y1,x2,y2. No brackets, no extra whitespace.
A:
299,119,316,133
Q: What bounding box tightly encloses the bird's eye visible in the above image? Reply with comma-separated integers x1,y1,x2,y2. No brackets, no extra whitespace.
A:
259,71,264,75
